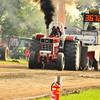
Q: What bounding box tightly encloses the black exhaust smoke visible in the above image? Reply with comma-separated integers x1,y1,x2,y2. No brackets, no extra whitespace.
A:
32,0,55,29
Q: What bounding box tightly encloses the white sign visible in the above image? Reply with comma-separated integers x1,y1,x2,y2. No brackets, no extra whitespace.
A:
76,35,97,44
65,34,98,44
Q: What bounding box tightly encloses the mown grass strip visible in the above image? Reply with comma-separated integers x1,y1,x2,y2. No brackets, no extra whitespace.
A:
0,58,28,64
29,89,100,100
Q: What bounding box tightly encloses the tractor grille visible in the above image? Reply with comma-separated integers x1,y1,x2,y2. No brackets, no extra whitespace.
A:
42,45,52,51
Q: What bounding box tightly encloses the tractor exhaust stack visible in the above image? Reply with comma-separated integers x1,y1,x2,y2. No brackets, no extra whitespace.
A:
46,28,49,37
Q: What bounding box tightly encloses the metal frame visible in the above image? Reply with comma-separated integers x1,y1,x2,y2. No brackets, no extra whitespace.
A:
49,22,65,49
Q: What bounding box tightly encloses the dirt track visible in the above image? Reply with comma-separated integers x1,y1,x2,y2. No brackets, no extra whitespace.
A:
0,63,100,100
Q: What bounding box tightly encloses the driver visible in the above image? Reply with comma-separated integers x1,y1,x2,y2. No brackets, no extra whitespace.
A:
50,26,62,36
57,26,62,36
50,26,58,36
87,22,96,31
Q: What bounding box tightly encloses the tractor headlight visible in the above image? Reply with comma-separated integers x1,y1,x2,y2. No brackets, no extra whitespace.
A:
41,39,44,43
45,39,49,43
19,50,21,53
41,39,53,43
50,39,53,43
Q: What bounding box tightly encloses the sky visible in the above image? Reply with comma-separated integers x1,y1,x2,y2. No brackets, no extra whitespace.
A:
53,0,81,18
65,3,80,18
31,0,80,18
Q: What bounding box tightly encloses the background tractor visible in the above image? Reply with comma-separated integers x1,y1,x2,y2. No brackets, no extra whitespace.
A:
0,25,9,61
15,37,31,59
8,36,31,59
64,9,100,70
8,36,19,59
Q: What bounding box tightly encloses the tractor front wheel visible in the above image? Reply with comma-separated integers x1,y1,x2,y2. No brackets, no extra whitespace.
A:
29,51,36,69
57,53,65,71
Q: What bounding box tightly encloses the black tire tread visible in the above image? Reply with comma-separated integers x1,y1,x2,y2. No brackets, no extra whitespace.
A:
29,37,42,68
29,51,36,69
57,53,64,71
0,46,9,61
30,37,40,53
64,40,81,70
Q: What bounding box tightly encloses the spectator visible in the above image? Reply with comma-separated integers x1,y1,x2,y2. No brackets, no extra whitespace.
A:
87,22,96,31
25,49,29,62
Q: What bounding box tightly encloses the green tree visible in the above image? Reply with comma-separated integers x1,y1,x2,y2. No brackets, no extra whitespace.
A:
0,0,46,39
65,12,83,28
75,0,100,12
75,0,100,30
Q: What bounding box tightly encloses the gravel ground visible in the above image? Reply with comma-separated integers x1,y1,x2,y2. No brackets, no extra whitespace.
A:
0,63,100,100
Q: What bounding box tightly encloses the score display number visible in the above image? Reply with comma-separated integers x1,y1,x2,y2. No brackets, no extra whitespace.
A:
84,14,100,22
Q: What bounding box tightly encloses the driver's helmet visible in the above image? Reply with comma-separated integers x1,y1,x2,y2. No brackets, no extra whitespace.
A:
52,26,57,32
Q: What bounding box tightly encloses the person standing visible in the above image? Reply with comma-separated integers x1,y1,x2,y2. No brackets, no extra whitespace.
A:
87,22,96,31
25,49,29,62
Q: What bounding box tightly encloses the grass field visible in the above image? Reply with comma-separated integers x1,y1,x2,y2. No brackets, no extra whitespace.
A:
31,89,100,100
0,58,28,64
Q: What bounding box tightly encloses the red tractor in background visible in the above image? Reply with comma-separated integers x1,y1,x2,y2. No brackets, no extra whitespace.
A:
0,25,9,61
29,22,84,71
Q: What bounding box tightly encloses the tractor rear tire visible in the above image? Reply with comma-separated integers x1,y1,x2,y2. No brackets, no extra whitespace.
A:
57,53,65,71
29,51,36,69
30,37,41,53
64,40,81,71
29,37,43,68
0,46,9,61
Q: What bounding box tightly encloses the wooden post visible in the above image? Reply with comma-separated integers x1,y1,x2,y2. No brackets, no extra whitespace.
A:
55,76,62,91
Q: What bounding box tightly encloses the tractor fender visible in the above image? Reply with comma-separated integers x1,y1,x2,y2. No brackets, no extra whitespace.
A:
65,36,76,41
36,34,45,39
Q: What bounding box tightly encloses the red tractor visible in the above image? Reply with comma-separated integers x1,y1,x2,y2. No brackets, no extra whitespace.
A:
29,22,84,71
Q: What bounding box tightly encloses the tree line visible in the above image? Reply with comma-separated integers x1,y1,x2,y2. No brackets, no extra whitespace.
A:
0,0,46,39
0,0,99,39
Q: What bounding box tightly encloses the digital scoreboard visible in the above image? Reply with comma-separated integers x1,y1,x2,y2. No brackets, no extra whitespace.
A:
84,14,100,22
